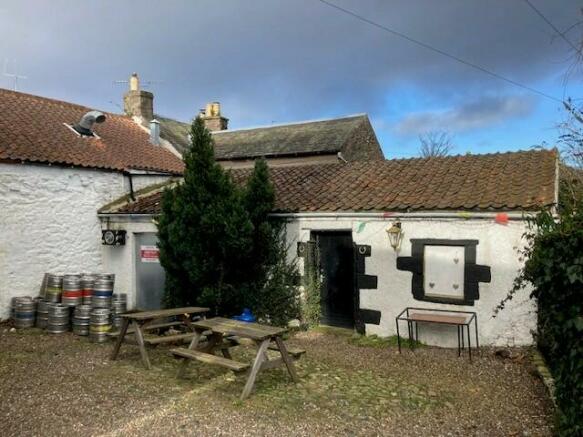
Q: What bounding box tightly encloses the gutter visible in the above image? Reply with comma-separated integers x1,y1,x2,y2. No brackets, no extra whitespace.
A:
98,211,534,221
269,211,533,220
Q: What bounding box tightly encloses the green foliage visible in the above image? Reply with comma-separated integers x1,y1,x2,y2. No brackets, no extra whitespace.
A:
301,271,322,328
496,203,583,436
157,138,300,325
248,227,301,327
157,117,253,315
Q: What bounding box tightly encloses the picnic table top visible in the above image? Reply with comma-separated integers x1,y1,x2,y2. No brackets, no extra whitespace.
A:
120,307,209,321
191,317,287,340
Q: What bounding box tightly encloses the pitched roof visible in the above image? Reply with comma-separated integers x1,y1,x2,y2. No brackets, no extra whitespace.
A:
100,149,557,215
157,114,372,159
0,89,184,174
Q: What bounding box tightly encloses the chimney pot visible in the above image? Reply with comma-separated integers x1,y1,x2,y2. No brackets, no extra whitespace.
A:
200,101,228,131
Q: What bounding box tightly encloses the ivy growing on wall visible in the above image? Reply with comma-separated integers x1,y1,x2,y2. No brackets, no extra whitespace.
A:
496,202,583,436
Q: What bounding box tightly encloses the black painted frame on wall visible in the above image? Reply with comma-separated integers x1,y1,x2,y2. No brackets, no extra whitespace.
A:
297,240,381,334
396,239,491,306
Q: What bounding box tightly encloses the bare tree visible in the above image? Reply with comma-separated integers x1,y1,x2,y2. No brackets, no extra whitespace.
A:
418,130,454,158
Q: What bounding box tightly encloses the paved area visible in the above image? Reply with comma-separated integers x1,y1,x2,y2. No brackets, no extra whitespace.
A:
0,326,553,436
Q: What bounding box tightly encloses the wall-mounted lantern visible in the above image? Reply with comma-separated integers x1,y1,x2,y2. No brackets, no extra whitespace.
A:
386,221,403,250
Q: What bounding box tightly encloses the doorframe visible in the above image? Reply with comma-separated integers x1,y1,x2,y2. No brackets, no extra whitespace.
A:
311,229,357,330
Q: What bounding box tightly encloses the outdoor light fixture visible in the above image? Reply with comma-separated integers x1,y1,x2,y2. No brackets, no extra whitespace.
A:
386,221,403,250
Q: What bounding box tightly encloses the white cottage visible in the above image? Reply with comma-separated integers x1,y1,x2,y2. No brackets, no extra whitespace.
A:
99,150,558,347
0,88,184,319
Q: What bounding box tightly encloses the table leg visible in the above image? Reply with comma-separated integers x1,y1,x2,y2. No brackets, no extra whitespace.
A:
241,339,270,400
461,327,465,350
275,336,299,382
178,329,204,378
457,325,461,357
110,317,130,361
467,324,472,362
396,318,401,353
474,316,480,356
132,320,151,370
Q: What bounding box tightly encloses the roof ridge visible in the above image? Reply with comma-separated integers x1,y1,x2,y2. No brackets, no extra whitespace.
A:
211,113,368,135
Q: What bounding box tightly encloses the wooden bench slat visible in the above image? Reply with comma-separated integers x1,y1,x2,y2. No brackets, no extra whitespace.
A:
171,348,250,372
267,345,306,358
144,333,195,345
107,321,183,337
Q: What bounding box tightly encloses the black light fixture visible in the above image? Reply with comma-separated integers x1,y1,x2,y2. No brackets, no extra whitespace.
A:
386,221,403,250
102,229,126,246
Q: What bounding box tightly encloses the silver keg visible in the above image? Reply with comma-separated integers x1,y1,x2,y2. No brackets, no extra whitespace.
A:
62,275,82,307
73,304,91,336
47,303,70,334
13,297,35,329
80,275,96,305
111,294,128,329
45,274,63,303
89,307,111,343
35,298,49,329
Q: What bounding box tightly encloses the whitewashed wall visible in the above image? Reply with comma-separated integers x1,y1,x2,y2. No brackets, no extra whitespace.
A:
100,217,158,310
0,163,170,319
286,215,535,347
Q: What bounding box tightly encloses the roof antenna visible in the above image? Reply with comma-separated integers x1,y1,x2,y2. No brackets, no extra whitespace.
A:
3,59,27,91
337,152,348,163
113,73,163,90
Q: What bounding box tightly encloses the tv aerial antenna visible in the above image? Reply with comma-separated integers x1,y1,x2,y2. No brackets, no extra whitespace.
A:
113,73,163,90
3,59,27,91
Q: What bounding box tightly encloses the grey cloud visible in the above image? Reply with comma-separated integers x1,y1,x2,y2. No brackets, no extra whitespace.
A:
0,0,579,128
394,95,537,135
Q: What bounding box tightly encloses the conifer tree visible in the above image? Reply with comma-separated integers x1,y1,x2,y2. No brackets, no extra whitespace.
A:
157,117,253,314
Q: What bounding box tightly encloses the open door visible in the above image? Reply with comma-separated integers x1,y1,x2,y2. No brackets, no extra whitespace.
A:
315,231,355,329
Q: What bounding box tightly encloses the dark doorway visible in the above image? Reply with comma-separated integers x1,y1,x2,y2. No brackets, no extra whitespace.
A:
315,231,355,329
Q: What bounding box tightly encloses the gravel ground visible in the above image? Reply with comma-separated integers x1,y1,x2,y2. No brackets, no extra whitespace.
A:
0,325,553,436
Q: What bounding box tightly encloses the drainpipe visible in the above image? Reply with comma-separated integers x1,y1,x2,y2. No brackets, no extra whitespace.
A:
123,171,136,202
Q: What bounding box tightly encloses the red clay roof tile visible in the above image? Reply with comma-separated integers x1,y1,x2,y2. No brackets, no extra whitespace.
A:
0,89,184,174
102,149,557,215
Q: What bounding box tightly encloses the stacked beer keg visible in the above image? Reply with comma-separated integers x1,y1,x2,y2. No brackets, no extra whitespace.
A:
11,272,126,343
47,303,69,334
45,274,63,303
80,275,96,305
72,304,91,336
36,298,50,329
62,275,83,307
111,294,127,330
13,297,36,329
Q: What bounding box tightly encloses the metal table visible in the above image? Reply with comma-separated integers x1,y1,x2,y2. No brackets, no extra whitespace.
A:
395,307,479,361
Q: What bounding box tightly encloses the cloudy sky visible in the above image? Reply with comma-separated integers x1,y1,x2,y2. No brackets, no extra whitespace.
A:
1,0,582,158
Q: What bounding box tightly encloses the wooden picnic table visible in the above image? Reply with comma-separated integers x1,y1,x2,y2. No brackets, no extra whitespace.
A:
110,306,209,369
171,317,304,400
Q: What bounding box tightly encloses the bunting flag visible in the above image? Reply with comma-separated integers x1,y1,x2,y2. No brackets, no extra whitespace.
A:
356,222,367,233
495,212,509,225
457,211,473,219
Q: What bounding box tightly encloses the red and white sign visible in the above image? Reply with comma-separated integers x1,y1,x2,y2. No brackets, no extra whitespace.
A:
140,245,160,263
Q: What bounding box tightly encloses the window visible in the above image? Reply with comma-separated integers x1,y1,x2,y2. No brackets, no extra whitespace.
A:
397,239,491,306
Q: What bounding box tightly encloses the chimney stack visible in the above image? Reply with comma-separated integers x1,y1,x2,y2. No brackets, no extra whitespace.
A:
123,73,153,126
149,119,160,145
199,101,228,131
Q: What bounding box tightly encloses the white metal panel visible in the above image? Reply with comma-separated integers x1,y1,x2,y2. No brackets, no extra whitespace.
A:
423,245,465,300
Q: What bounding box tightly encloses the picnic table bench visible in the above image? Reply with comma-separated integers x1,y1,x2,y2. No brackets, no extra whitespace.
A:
110,306,209,369
171,317,305,400
396,307,479,361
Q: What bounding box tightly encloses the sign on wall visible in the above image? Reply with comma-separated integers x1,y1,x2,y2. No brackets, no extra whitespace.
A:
140,245,160,263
